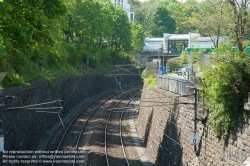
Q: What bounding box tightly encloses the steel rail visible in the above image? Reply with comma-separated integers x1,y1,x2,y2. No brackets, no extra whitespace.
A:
51,83,141,165
104,89,141,166
119,91,142,166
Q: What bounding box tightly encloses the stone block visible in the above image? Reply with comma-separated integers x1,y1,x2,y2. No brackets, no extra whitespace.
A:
241,133,248,140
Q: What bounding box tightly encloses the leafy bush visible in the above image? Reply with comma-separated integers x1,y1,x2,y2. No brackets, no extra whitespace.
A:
141,68,147,79
202,46,250,136
166,57,181,71
3,72,28,86
141,69,157,88
146,75,157,88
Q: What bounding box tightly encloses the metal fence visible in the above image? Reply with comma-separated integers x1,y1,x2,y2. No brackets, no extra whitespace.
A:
157,75,188,95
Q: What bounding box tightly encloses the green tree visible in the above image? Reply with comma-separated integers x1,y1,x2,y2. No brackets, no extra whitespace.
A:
228,0,250,51
131,22,145,52
0,0,67,80
111,6,132,53
165,0,194,34
187,0,232,47
0,0,10,57
64,0,115,66
0,0,140,86
166,57,181,71
179,52,189,64
202,46,250,135
151,7,176,37
134,0,157,36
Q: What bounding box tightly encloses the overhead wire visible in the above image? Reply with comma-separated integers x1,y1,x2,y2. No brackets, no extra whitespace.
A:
62,76,83,108
107,102,194,110
114,65,143,100
6,100,62,111
115,76,124,93
115,65,141,77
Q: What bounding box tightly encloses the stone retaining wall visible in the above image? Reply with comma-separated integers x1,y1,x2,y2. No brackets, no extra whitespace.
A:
0,72,142,151
137,84,250,166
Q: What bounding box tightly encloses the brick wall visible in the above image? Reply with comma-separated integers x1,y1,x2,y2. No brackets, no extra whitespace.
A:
137,84,250,166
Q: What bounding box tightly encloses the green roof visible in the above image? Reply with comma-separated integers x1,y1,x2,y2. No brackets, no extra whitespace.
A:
186,47,214,52
186,46,250,56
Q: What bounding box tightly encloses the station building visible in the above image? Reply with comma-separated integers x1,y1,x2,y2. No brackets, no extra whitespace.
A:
142,33,226,67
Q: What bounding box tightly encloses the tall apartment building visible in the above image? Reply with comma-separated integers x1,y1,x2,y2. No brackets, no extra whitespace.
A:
111,0,134,22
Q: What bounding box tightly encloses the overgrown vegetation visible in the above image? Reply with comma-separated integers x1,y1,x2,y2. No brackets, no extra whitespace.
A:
141,69,157,88
133,0,250,136
201,45,250,136
0,0,145,87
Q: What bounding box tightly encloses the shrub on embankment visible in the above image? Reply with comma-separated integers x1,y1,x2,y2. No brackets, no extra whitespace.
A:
141,69,157,88
200,46,250,136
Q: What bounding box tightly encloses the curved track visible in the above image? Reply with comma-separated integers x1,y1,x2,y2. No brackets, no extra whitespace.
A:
49,83,142,165
105,91,141,166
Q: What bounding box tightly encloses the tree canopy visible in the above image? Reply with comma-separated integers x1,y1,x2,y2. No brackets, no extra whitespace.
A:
0,0,145,86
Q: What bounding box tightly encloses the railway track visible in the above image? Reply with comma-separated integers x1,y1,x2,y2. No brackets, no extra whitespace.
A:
105,91,141,166
47,83,142,166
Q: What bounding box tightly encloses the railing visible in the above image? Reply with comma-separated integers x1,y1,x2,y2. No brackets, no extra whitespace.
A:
157,75,188,95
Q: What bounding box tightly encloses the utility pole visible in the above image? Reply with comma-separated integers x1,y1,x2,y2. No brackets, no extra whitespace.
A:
193,87,198,152
187,86,204,153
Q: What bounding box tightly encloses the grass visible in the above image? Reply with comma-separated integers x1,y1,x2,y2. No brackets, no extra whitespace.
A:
146,76,157,88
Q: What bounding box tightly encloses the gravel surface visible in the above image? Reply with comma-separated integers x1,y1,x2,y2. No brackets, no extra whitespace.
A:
44,85,147,166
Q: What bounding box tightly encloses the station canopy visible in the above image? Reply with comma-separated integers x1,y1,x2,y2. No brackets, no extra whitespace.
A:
186,47,214,52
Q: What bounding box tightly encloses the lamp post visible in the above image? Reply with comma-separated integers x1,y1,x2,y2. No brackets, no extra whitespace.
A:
166,35,171,67
162,47,164,67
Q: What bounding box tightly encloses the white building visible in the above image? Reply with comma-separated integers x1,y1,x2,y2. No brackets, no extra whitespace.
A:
143,37,164,53
143,33,225,54
111,0,134,22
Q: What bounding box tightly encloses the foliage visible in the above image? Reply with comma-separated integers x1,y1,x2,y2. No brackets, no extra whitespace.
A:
141,68,156,88
0,0,67,84
179,52,189,64
227,0,250,52
112,6,132,52
146,75,157,88
131,22,145,52
165,0,197,34
134,0,200,35
202,45,250,135
0,0,10,57
151,6,176,37
3,72,27,86
141,68,147,79
166,57,181,71
187,0,232,47
133,0,158,36
0,0,139,86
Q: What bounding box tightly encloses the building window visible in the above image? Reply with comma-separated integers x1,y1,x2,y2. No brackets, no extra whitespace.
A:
130,13,134,22
169,40,188,54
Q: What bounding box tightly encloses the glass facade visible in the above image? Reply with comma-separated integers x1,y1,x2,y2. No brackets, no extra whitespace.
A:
168,40,188,54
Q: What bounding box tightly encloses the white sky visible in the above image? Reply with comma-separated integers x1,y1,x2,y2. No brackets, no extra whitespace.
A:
139,0,201,2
